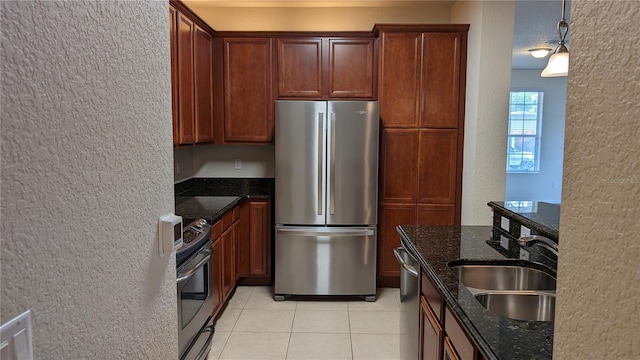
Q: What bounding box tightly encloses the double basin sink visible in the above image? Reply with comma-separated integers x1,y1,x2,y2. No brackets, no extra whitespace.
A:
448,259,556,322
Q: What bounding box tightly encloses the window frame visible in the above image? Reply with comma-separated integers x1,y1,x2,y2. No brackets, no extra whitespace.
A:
506,89,544,174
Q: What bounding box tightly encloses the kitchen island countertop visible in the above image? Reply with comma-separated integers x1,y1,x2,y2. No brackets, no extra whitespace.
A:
398,225,555,360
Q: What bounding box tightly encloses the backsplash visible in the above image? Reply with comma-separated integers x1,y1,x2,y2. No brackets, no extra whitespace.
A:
174,177,274,197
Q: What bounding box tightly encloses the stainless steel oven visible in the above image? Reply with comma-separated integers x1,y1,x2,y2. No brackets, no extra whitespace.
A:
177,219,214,360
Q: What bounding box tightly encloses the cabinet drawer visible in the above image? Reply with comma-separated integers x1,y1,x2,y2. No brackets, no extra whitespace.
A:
445,306,477,360
421,272,443,323
211,220,223,240
222,209,234,230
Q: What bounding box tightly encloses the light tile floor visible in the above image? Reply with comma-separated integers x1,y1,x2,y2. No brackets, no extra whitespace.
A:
207,286,401,360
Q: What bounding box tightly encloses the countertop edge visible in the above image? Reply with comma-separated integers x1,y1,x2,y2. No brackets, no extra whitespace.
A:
397,225,499,360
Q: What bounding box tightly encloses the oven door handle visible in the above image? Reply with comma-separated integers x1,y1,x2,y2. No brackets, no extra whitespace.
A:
193,325,215,360
176,249,212,284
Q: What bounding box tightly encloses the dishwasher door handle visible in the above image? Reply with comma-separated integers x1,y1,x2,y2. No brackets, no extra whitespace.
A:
393,247,418,277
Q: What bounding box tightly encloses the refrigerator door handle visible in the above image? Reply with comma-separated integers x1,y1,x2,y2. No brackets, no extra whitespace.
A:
329,112,336,215
276,228,374,237
317,112,324,216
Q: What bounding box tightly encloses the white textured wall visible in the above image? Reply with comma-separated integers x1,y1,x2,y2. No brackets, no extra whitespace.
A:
554,1,640,358
1,1,178,358
452,1,514,225
506,70,566,203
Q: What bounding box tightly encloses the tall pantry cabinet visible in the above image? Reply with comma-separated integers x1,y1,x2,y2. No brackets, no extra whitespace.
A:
374,25,469,286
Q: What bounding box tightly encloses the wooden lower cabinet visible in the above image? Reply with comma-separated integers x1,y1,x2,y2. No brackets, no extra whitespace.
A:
237,199,271,285
420,297,443,360
211,237,223,318
420,270,480,360
445,306,479,360
221,225,235,301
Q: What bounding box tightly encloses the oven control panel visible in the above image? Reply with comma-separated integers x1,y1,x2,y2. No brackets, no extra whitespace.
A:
176,219,212,265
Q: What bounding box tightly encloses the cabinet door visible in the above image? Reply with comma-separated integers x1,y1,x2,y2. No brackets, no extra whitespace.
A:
177,12,195,144
277,38,323,98
420,297,443,360
193,25,214,143
418,129,457,205
417,204,456,226
420,33,463,128
221,226,235,301
170,6,179,146
249,200,270,276
328,38,374,98
224,38,273,142
211,237,223,318
378,32,421,127
380,129,419,203
378,203,416,277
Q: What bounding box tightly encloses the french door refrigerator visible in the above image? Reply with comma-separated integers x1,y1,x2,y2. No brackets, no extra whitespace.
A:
274,100,379,301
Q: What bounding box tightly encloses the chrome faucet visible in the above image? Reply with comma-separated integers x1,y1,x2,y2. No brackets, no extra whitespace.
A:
517,235,559,257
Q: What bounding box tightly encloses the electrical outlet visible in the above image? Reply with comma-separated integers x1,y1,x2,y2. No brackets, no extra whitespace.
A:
501,216,510,231
519,248,530,260
234,159,242,170
521,225,531,237
500,235,510,250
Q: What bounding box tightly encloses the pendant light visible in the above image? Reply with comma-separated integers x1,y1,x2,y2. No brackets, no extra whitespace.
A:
541,0,569,77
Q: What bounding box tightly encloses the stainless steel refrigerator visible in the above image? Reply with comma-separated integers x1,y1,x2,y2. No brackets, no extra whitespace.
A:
274,100,379,301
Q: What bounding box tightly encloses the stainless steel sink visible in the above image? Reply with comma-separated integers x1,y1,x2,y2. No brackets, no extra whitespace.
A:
475,292,556,322
448,261,556,292
448,260,557,322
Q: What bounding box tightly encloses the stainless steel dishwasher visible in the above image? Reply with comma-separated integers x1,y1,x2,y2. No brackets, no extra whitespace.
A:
394,246,419,360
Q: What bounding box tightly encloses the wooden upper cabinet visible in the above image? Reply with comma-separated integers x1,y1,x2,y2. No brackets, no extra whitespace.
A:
177,12,195,144
417,129,457,204
223,38,273,142
378,32,422,127
276,36,374,99
194,25,214,143
420,33,463,128
328,38,374,98
169,6,179,146
380,129,419,203
277,38,323,98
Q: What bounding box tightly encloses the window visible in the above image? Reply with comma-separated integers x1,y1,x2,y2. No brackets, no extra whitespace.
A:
507,91,543,173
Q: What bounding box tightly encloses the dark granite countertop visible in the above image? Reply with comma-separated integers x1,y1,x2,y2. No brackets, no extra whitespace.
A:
174,178,274,225
398,225,555,360
175,196,242,224
488,201,560,240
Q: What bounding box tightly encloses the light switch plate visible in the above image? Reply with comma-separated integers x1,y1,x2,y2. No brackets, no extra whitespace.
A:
0,310,33,360
521,225,531,237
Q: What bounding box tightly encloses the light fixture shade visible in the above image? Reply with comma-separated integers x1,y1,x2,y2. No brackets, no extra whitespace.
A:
541,46,569,77
529,48,552,58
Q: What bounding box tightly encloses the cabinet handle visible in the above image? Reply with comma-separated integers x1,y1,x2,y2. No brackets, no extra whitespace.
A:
393,247,418,277
176,248,212,284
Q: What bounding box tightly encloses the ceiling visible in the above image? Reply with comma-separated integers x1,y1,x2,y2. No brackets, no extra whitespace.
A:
512,0,571,70
183,0,571,70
